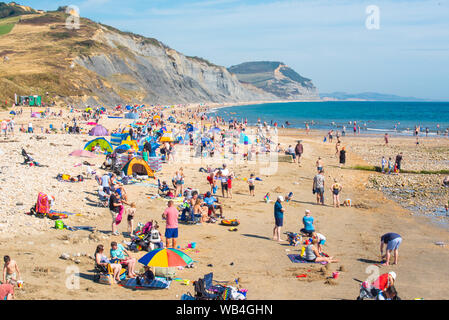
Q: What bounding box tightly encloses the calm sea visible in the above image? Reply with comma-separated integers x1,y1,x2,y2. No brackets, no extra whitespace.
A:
208,101,449,135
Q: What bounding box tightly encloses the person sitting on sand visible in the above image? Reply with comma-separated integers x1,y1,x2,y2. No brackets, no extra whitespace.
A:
303,238,339,263
110,241,137,278
193,198,210,223
285,145,296,163
2,256,20,286
301,210,315,236
204,192,224,218
95,245,122,283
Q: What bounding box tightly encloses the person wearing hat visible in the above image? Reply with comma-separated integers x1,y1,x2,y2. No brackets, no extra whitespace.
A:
372,272,396,292
273,196,285,242
380,233,402,265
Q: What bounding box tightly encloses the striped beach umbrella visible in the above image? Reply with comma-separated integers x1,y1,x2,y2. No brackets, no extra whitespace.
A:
138,248,193,267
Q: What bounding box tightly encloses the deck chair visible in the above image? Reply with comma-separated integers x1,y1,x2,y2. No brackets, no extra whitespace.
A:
193,276,223,300
203,272,227,294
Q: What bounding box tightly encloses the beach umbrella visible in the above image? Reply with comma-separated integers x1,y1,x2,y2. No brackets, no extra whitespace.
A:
9,111,16,115
138,248,193,268
89,125,109,136
69,150,96,158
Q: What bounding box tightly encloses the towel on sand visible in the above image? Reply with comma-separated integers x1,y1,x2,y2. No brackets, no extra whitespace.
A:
123,277,171,289
287,254,327,265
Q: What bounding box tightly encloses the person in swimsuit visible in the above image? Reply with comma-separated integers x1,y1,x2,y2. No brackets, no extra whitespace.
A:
339,147,346,168
316,157,323,173
330,180,343,208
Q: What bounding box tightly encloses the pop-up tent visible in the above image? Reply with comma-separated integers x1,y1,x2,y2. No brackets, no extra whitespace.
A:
84,137,113,153
89,125,109,136
122,158,154,177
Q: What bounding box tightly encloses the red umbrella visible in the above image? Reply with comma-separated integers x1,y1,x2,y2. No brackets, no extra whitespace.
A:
69,150,96,158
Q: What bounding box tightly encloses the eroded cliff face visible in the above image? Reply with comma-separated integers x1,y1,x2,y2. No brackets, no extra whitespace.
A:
74,28,276,105
228,61,319,101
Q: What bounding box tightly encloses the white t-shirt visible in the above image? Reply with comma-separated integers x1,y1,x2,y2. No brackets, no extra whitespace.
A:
101,175,110,187
316,233,326,242
221,168,229,176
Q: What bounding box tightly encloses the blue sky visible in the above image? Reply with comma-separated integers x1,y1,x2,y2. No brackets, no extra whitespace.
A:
20,0,449,100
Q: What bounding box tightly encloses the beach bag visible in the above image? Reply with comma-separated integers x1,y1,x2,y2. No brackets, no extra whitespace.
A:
55,220,64,230
98,274,113,285
154,267,176,280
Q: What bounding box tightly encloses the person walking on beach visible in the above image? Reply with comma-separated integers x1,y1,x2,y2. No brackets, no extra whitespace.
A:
162,200,179,248
248,173,256,197
273,196,285,242
313,170,325,205
339,147,346,168
342,125,346,137
381,156,387,173
109,189,122,236
316,157,323,173
330,180,343,208
295,140,303,165
380,233,402,266
384,133,389,145
395,153,403,173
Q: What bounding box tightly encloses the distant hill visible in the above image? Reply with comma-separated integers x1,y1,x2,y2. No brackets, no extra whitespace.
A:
320,92,430,102
0,2,39,19
228,61,319,100
0,6,279,106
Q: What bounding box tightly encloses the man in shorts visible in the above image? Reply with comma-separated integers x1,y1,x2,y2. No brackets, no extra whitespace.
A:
273,196,285,242
380,233,402,266
313,170,325,205
162,201,179,248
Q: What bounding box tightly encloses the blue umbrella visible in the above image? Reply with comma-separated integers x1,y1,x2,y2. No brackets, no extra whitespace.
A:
9,111,16,115
114,144,131,153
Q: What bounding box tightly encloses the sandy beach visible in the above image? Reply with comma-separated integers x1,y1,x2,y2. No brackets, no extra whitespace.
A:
1,105,449,300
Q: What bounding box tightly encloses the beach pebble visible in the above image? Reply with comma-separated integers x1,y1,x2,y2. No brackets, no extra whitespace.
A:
60,253,70,260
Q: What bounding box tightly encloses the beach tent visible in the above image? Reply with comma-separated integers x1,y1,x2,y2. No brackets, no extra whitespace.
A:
125,113,140,119
111,133,128,146
69,150,96,158
89,125,109,136
84,138,113,153
122,158,154,177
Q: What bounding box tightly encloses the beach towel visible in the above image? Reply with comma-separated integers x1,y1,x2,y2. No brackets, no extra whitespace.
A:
287,254,327,265
123,277,171,290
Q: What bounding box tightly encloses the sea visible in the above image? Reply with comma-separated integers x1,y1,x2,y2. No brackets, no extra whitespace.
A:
208,101,449,135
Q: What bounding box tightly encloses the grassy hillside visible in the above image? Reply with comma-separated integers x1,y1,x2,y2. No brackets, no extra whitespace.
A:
0,2,38,19
0,15,19,35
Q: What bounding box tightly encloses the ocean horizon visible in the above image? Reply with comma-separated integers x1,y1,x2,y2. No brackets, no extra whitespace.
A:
208,101,449,135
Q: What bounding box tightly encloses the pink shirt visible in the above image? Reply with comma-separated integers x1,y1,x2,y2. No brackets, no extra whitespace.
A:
164,206,179,229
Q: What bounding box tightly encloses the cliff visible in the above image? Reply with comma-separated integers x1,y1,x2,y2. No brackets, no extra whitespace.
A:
228,61,319,100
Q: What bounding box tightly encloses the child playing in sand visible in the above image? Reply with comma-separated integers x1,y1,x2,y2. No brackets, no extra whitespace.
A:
126,203,137,236
2,256,21,286
248,174,256,197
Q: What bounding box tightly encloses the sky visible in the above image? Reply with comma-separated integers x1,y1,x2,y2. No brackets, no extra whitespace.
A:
18,0,449,100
